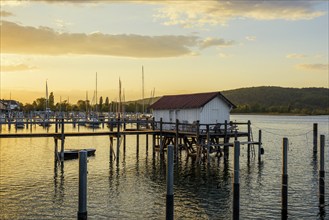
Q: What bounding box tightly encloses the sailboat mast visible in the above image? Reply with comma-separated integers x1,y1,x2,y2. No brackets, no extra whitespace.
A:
142,65,144,114
95,72,98,112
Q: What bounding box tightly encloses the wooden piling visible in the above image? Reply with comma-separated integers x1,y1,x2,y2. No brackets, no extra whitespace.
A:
166,145,174,220
116,116,120,161
258,130,262,163
319,135,325,207
160,118,163,154
175,119,179,161
247,120,251,159
123,118,126,153
60,118,65,161
136,118,140,154
282,138,288,219
77,150,87,220
206,124,210,164
233,141,240,220
152,118,156,156
313,123,318,153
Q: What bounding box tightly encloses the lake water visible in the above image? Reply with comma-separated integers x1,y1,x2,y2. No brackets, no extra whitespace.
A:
0,115,328,219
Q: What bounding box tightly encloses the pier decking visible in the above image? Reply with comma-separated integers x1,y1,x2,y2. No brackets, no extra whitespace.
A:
0,118,262,164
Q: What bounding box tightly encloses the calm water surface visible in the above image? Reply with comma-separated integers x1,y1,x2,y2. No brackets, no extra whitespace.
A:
0,115,328,219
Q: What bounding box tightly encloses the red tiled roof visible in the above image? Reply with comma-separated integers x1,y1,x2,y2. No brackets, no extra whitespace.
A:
149,92,236,110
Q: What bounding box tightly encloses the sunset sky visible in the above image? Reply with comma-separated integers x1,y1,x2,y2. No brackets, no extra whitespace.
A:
0,0,328,104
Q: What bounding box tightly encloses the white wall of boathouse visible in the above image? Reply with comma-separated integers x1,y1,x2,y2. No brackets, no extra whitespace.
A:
152,96,231,126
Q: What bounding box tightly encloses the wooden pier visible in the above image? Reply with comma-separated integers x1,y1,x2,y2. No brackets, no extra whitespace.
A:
0,118,263,164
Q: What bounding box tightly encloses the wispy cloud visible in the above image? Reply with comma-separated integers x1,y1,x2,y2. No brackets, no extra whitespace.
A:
1,64,37,72
155,1,326,27
297,63,329,71
286,53,307,59
0,10,14,17
1,20,199,58
199,37,235,49
245,36,256,41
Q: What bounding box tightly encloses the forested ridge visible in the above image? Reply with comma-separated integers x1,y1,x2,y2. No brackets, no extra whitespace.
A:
221,86,328,115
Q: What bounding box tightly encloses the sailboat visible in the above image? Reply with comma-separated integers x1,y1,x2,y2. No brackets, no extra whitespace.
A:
85,73,100,128
39,80,51,127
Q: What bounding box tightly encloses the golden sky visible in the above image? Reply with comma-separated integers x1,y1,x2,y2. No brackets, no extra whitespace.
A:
0,0,328,104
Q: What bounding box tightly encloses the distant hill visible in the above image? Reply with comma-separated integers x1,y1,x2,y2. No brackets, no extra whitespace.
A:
221,86,328,115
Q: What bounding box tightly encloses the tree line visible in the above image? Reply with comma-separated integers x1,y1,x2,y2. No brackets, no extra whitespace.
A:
223,86,329,115
18,92,151,113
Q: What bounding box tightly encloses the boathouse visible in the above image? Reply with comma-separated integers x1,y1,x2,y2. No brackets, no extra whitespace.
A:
149,91,236,125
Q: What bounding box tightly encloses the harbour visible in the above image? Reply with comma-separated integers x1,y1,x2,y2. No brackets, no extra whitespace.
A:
0,114,328,219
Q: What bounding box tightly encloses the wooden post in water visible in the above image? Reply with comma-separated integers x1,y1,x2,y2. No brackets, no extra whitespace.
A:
319,135,325,207
224,120,229,160
77,150,87,220
109,119,114,160
123,118,126,153
233,141,240,220
60,118,65,161
247,120,251,160
258,130,262,163
136,118,140,154
54,119,59,162
160,118,163,154
175,119,179,161
206,124,210,164
166,145,174,220
146,118,149,153
116,115,120,161
313,123,318,153
152,117,156,156
282,138,288,220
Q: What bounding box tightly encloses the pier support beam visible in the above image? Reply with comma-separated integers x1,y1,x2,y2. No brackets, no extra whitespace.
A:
313,123,318,153
233,141,240,220
319,135,325,208
166,145,174,220
282,138,288,220
78,150,88,220
60,118,65,161
258,130,262,163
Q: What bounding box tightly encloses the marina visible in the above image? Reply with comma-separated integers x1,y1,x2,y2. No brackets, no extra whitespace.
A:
0,114,328,219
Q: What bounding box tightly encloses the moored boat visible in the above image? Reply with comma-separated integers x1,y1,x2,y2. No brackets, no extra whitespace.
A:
63,148,96,160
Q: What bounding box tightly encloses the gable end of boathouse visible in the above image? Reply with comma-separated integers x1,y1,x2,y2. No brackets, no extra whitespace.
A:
149,91,236,125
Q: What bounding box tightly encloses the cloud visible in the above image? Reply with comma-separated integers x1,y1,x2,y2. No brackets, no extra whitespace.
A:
286,53,307,59
0,20,199,58
296,63,329,71
155,1,326,27
1,64,37,72
199,37,235,49
245,36,256,41
0,10,14,17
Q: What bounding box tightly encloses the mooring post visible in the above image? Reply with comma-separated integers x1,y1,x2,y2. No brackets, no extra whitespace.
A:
146,118,149,153
152,117,156,156
54,119,58,162
282,137,288,220
206,124,210,164
109,119,114,160
313,123,318,153
160,118,163,154
116,115,120,161
319,135,325,207
247,120,251,159
166,145,174,220
136,118,140,154
258,130,262,163
60,118,65,161
77,150,88,220
175,119,179,161
233,141,240,220
123,118,126,153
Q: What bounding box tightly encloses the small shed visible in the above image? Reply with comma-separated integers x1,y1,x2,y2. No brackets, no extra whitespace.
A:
149,91,236,125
